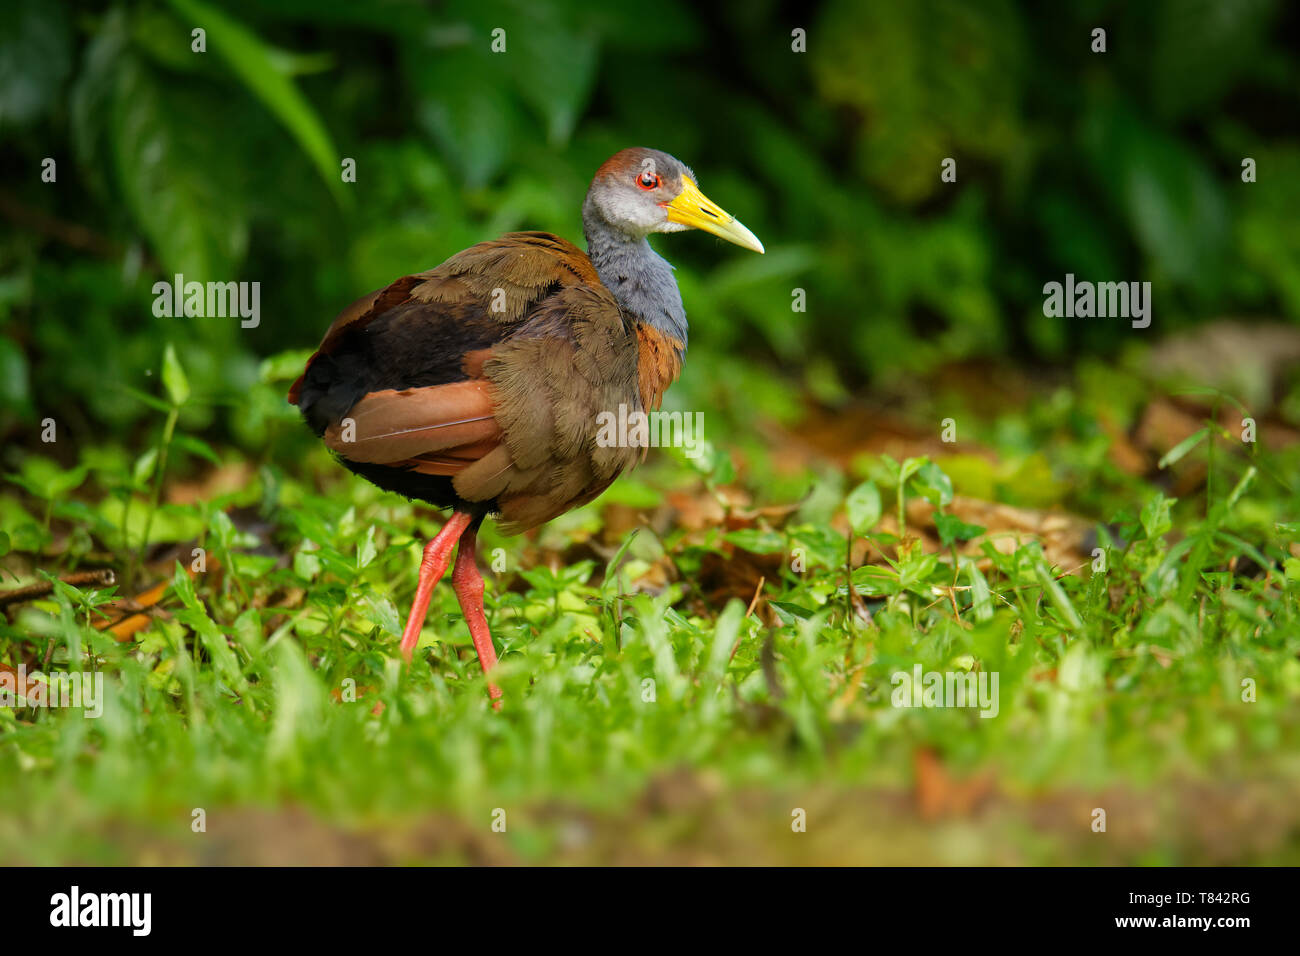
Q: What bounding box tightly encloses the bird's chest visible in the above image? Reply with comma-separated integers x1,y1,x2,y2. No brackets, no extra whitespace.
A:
635,324,684,412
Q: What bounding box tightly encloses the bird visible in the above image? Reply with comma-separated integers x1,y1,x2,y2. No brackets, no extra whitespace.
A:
288,147,764,703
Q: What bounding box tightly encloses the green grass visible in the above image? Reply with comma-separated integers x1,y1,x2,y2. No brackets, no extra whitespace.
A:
2,348,1299,865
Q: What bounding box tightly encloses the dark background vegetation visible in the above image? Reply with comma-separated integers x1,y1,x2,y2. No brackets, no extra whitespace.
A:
2,0,1298,453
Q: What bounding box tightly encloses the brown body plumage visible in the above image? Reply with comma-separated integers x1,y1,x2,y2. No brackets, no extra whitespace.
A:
290,231,675,534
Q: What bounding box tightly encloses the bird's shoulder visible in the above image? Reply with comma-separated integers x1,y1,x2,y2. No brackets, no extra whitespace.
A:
332,231,607,342
289,231,619,407
440,231,604,293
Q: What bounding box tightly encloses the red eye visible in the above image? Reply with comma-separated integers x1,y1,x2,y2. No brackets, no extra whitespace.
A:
637,171,659,190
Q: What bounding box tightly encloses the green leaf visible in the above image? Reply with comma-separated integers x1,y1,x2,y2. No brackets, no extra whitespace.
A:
600,528,640,599
359,594,400,637
1036,562,1082,631
725,528,786,554
70,8,127,197
12,458,87,500
706,445,735,485
963,558,993,623
293,546,321,582
845,480,882,535
111,58,249,278
403,42,518,189
1169,386,1251,418
1214,531,1275,577
1140,494,1175,540
850,565,902,597
935,512,985,548
1083,99,1229,289
132,448,159,487
357,525,377,569
910,460,954,508
1157,427,1209,469
161,344,190,406
179,607,245,690
1225,466,1256,511
897,456,924,488
898,551,940,593
877,454,902,485
131,6,208,73
770,601,816,624
166,0,346,204
121,385,174,415
508,8,599,145
707,599,745,677
172,434,221,467
171,560,198,609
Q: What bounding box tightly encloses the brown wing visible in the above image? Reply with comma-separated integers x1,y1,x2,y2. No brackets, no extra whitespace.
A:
291,232,650,535
462,283,649,533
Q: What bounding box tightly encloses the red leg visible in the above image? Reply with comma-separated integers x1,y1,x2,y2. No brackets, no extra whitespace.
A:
451,523,503,705
399,511,474,663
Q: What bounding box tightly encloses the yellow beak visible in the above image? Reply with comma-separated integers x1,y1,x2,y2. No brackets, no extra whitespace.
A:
663,177,765,253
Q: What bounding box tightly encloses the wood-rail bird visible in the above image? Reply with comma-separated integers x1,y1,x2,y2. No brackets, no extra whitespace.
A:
288,148,764,702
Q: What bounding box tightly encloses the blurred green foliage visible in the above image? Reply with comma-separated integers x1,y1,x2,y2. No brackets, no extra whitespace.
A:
1,0,1298,450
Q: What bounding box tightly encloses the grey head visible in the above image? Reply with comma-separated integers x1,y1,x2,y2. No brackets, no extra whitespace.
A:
581,147,763,348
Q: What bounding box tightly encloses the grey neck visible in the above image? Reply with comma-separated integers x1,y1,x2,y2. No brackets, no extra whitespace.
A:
582,204,689,349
